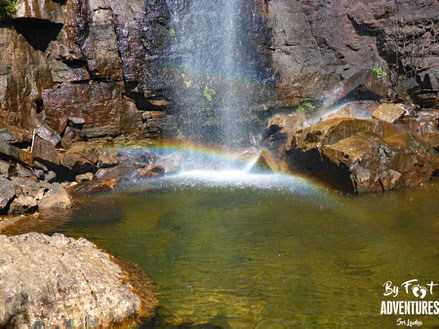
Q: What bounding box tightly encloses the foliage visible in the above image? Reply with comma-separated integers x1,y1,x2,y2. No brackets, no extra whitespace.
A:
184,80,192,88
263,106,269,111
0,0,16,21
373,67,388,79
203,86,215,102
296,101,315,113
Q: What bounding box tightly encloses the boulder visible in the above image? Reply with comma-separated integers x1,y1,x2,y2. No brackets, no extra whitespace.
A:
35,125,61,146
61,142,100,174
0,141,33,166
131,165,165,180
39,183,72,210
8,179,46,214
75,172,94,183
250,149,281,173
0,233,157,328
31,135,60,167
67,178,120,195
0,177,15,213
372,103,409,123
277,118,439,193
97,150,119,168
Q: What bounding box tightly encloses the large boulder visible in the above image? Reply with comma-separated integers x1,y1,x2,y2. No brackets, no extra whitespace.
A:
0,232,157,328
273,118,439,193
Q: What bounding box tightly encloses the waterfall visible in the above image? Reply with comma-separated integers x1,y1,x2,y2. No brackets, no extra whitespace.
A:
168,0,274,149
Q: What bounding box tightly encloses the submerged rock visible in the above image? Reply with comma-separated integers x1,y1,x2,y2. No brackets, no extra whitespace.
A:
0,232,157,328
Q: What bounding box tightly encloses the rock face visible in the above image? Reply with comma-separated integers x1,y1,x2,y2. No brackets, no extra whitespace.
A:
0,232,157,328
266,117,439,193
267,0,439,106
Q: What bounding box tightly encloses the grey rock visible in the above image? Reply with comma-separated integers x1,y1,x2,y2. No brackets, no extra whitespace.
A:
0,232,155,328
0,176,15,212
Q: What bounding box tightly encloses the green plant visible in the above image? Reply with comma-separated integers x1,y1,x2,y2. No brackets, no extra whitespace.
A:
203,86,215,102
296,101,315,113
184,80,192,88
0,0,16,21
263,106,269,111
372,67,388,79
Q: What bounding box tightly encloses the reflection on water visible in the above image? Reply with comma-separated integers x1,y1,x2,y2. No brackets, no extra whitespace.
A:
17,174,439,328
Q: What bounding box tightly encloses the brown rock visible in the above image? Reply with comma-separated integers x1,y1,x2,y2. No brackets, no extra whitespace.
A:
39,183,72,210
321,70,388,109
131,165,165,180
0,125,31,144
31,135,60,167
42,83,137,138
97,150,119,168
278,118,439,193
267,112,308,134
61,142,100,174
75,172,94,183
251,149,280,173
0,141,33,166
67,178,120,195
321,101,376,122
372,103,408,123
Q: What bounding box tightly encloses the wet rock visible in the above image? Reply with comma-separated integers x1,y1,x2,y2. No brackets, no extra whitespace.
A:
251,149,281,173
75,172,94,183
61,142,99,174
267,112,308,134
31,135,60,167
0,232,157,328
156,153,182,174
131,165,165,180
0,125,31,144
0,177,15,213
39,183,72,210
320,70,388,109
320,101,377,122
42,83,140,138
67,178,120,195
277,118,439,193
372,103,409,123
97,149,119,168
35,125,61,146
0,141,33,166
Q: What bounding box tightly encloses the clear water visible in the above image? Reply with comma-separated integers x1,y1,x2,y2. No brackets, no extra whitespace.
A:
13,172,439,328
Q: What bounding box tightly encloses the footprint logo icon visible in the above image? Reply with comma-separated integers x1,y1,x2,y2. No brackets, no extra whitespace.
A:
412,285,428,299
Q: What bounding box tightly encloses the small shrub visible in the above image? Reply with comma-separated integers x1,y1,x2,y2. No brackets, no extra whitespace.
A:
203,86,215,102
296,101,315,113
0,0,16,21
372,67,388,79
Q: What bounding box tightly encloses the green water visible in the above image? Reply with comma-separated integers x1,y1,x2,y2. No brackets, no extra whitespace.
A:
26,173,439,328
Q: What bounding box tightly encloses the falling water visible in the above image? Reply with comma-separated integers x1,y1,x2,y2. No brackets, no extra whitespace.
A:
168,0,274,149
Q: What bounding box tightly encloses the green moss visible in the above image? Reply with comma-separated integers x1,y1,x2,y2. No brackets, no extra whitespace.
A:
296,101,315,113
0,0,16,21
372,67,388,79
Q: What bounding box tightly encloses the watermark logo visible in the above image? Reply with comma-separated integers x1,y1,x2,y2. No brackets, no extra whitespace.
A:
381,279,439,327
